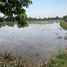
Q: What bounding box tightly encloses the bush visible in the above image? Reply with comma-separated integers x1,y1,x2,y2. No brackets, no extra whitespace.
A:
63,15,67,22
60,20,67,30
18,13,28,27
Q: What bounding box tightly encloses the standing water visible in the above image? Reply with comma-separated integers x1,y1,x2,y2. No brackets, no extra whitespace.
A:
0,21,67,62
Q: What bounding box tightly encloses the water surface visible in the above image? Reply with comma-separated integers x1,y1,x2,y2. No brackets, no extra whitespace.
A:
0,21,67,61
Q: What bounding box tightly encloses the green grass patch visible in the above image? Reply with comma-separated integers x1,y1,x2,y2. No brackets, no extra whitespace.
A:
60,20,67,30
48,50,67,67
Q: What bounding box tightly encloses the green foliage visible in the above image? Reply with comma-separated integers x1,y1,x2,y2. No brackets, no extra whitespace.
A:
18,11,28,27
0,0,32,27
63,15,67,22
60,20,67,30
48,51,67,67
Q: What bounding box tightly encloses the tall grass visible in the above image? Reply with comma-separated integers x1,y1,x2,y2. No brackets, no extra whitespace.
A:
0,52,48,67
0,50,67,67
60,20,67,30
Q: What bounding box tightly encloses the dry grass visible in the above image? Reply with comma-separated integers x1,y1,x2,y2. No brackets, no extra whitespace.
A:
0,52,48,67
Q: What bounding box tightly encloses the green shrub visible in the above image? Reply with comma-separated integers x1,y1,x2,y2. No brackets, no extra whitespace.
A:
18,13,28,27
63,15,67,22
60,20,67,30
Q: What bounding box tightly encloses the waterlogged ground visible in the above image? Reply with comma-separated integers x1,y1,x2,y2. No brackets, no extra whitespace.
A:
0,21,67,62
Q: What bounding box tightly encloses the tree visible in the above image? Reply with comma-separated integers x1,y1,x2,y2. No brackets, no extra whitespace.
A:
63,15,67,22
0,0,32,27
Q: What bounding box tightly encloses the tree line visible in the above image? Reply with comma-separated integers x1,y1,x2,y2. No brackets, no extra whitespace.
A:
28,16,62,21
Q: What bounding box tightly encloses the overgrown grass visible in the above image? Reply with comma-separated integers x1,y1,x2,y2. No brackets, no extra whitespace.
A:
60,20,67,30
48,50,67,67
0,52,47,67
0,52,34,67
0,50,67,67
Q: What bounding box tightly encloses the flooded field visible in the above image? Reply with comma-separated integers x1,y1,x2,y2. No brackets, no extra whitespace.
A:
0,20,67,62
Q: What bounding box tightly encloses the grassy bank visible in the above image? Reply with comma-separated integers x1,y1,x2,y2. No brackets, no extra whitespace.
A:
60,20,67,30
48,50,67,67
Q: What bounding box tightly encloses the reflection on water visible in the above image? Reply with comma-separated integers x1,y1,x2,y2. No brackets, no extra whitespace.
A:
0,22,14,27
57,36,63,40
64,36,67,40
0,21,67,61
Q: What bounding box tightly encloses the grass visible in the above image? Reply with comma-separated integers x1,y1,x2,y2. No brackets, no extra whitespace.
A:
0,52,32,67
0,52,48,67
60,20,67,30
48,50,67,67
0,50,67,67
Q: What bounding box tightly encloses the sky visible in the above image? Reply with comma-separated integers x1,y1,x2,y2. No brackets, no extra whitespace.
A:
26,0,67,18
